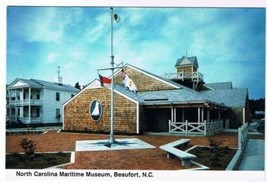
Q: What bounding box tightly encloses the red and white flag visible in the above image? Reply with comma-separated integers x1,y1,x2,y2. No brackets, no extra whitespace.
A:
99,74,111,88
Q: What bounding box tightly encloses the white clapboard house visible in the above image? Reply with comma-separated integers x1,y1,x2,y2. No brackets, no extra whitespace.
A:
7,78,80,125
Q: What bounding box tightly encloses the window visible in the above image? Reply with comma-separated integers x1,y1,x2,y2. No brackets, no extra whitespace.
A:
56,92,60,101
71,94,74,98
37,91,40,99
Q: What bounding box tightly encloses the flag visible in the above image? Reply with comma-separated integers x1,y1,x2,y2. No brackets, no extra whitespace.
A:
123,74,137,93
99,74,111,88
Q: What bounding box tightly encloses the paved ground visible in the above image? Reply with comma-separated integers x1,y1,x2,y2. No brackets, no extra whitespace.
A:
238,139,265,170
6,130,238,170
237,121,265,170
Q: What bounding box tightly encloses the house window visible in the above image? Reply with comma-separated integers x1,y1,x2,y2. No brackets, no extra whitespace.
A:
37,94,40,100
71,94,74,98
56,92,60,101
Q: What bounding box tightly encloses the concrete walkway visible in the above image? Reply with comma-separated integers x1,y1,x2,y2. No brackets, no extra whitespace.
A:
238,139,265,170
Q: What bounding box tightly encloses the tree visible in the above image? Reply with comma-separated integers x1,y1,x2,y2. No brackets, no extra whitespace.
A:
75,82,81,90
249,98,265,118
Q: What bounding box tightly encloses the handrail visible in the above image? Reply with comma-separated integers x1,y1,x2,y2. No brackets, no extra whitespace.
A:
164,71,204,81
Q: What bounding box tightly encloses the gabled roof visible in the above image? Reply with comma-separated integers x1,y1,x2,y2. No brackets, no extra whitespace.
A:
8,78,43,88
204,82,233,90
175,56,199,68
8,78,79,93
119,63,183,90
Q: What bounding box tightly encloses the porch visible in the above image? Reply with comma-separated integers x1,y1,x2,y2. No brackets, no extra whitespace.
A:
143,104,229,136
169,119,225,135
9,115,43,124
9,106,42,124
169,107,229,136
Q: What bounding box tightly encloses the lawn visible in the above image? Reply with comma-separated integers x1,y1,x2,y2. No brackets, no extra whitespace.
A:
6,152,71,169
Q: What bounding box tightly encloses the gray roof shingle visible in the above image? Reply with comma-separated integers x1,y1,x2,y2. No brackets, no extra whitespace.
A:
200,88,248,108
32,79,80,93
204,82,233,90
8,78,80,93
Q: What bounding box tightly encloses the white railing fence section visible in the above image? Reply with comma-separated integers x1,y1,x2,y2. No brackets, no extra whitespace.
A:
169,119,223,135
238,122,248,151
164,71,203,82
226,123,249,170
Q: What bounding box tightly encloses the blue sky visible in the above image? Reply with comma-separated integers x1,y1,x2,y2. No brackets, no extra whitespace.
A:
7,7,265,99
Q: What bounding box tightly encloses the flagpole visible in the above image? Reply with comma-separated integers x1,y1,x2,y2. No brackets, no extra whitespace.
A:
109,7,116,145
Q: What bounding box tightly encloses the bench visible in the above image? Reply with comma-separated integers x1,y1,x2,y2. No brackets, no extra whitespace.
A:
160,139,196,167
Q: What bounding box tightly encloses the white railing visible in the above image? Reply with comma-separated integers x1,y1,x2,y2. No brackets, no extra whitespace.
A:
164,71,204,82
238,122,248,151
9,115,42,124
169,119,223,136
9,99,43,106
226,123,249,170
20,117,42,124
204,119,223,135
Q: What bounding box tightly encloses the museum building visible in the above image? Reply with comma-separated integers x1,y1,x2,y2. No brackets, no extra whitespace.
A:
63,56,250,135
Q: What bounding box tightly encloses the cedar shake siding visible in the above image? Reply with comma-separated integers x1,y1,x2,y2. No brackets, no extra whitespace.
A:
114,66,176,91
64,87,138,134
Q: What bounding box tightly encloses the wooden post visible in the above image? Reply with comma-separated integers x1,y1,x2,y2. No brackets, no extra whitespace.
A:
29,87,31,124
198,107,200,123
169,119,171,133
185,120,188,135
201,107,204,123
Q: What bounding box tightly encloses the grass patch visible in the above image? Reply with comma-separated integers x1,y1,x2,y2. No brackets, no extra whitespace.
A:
6,152,71,169
189,146,236,170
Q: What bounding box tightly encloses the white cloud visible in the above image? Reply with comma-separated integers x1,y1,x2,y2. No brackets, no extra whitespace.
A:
24,8,84,43
47,52,60,64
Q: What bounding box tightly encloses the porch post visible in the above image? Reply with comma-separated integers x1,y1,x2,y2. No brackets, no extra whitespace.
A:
201,107,204,122
198,107,200,123
15,89,17,122
29,87,31,124
174,108,176,123
21,88,24,120
171,107,174,123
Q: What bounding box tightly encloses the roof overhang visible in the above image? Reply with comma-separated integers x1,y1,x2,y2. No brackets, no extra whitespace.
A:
142,100,230,110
